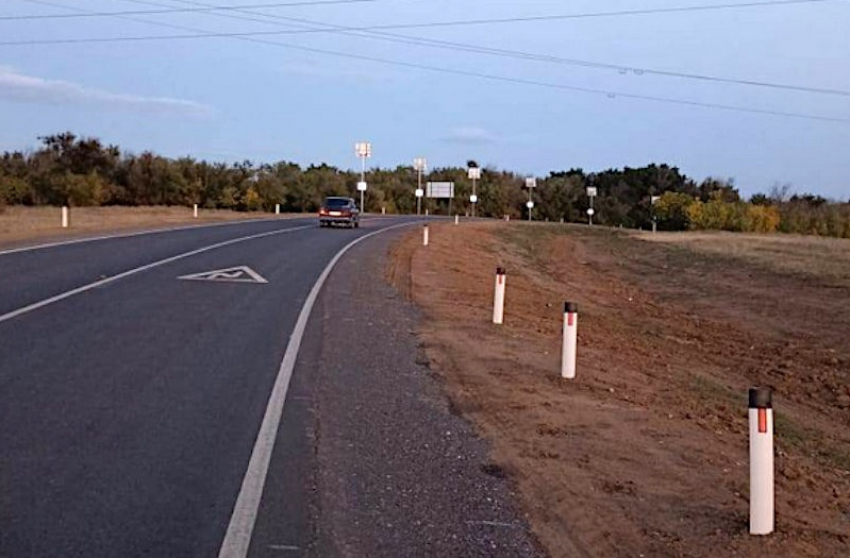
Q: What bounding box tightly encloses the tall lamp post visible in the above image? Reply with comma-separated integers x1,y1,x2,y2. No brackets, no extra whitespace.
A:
414,157,427,216
355,141,371,212
525,177,537,221
467,162,481,217
586,183,597,225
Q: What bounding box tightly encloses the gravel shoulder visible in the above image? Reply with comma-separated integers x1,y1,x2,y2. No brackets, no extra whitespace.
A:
304,229,543,557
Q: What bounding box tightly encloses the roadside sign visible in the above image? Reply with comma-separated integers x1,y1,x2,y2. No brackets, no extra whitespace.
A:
586,208,595,216
468,167,481,180
357,181,368,192
469,194,478,203
415,188,424,198
426,182,455,198
525,178,537,189
526,201,535,209
586,187,598,197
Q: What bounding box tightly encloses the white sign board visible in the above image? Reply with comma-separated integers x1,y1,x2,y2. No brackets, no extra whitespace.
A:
426,182,455,199
525,178,537,189
468,167,481,180
469,194,478,203
526,201,535,209
357,181,368,192
415,188,424,198
586,187,598,197
587,208,595,216
355,142,372,158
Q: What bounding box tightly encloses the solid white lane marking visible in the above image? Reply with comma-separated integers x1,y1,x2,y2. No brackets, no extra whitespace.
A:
0,225,312,325
0,217,302,257
218,220,418,558
178,266,268,284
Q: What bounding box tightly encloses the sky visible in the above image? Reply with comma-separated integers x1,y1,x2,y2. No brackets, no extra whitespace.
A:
0,0,848,199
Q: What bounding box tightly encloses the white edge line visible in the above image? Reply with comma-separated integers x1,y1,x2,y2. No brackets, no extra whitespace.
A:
218,220,420,558
0,225,312,325
0,216,302,257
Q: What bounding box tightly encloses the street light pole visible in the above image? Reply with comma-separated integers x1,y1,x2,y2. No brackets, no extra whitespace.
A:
467,164,481,218
414,157,427,216
355,142,371,212
526,177,537,221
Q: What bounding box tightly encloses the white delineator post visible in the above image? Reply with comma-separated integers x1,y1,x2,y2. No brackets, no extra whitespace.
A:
493,267,506,324
455,215,459,225
423,224,429,247
61,206,69,228
561,302,578,379
749,387,775,536
275,204,280,215
193,204,199,218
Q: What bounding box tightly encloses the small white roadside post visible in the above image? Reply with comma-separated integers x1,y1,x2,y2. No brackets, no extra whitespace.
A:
493,267,506,324
749,387,775,536
561,302,578,379
193,204,199,218
382,206,386,215
454,215,459,225
275,204,280,215
61,206,69,228
423,224,429,247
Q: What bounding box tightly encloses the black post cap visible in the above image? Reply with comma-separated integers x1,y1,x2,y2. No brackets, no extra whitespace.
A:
564,302,578,314
748,388,772,409
496,267,506,275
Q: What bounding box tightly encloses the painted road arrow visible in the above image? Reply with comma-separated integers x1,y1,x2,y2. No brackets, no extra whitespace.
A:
178,266,268,284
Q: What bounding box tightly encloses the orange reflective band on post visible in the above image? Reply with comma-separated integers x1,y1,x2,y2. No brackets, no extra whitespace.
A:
758,408,767,433
567,313,574,327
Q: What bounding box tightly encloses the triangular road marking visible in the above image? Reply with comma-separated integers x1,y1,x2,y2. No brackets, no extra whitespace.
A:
178,266,268,284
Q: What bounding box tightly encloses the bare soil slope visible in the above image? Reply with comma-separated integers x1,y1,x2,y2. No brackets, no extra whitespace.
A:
388,222,850,558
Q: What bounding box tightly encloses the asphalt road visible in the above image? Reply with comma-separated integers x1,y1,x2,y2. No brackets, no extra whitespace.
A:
0,216,541,557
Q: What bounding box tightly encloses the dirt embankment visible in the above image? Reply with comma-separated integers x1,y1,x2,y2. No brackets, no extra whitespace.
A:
387,222,850,558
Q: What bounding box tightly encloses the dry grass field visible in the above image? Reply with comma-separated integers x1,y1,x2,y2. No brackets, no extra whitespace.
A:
389,222,850,557
0,205,287,248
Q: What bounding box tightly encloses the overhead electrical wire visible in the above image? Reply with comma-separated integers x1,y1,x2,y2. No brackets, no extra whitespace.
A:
9,0,849,124
2,0,838,31
120,0,850,98
0,0,381,20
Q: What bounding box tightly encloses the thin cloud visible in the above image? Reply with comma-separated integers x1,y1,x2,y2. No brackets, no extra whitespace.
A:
0,66,213,117
442,126,500,145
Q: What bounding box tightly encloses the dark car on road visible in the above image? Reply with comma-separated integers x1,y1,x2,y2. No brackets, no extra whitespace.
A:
318,197,360,228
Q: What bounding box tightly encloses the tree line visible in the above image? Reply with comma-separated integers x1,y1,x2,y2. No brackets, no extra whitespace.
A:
1,133,847,237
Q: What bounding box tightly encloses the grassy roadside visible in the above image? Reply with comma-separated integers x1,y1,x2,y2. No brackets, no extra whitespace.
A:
389,221,850,557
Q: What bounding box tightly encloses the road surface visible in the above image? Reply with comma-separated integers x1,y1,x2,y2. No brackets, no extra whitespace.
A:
0,216,541,557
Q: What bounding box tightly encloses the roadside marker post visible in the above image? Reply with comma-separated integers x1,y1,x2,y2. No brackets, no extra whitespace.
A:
749,387,775,536
561,302,578,379
493,267,506,325
193,204,199,218
61,206,69,228
275,204,280,215
454,215,459,225
423,224,429,247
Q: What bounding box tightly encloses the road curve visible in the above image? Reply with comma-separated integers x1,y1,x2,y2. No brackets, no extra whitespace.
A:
0,216,541,557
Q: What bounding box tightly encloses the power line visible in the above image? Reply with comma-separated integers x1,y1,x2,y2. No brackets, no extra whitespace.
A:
0,0,380,20
144,0,850,97
11,0,848,124
1,0,836,28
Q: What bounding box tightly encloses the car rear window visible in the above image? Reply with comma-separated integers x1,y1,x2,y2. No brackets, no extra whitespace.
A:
324,198,350,209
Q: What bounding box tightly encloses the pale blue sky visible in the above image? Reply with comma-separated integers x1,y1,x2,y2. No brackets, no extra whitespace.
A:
1,0,848,199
